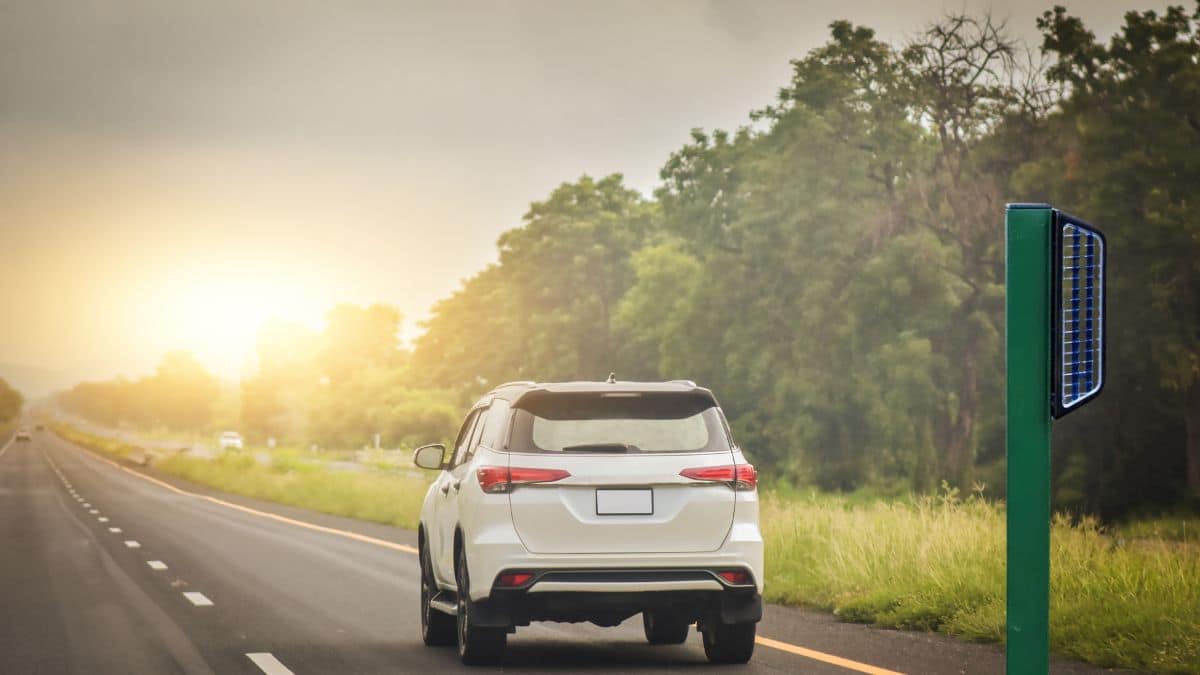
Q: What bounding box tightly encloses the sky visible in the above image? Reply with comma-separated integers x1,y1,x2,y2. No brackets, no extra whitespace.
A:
0,0,1172,394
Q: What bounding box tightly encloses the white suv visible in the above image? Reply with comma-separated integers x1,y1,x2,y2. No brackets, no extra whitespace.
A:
413,380,763,665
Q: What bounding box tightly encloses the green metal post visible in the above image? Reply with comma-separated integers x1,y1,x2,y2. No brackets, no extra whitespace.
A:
1005,205,1053,675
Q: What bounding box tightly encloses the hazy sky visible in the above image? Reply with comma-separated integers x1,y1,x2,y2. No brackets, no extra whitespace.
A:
0,0,1170,393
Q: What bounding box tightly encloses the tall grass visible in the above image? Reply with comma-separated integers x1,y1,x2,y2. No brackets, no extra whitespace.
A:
762,490,1200,673
55,424,1199,672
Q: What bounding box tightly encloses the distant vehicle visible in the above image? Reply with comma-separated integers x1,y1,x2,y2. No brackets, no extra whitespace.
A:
413,379,762,665
34,424,45,431
14,428,32,441
217,431,244,450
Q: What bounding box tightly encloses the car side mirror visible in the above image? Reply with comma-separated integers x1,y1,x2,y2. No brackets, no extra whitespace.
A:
413,443,447,470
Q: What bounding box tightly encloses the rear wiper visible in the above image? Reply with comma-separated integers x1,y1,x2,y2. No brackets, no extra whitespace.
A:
561,443,640,453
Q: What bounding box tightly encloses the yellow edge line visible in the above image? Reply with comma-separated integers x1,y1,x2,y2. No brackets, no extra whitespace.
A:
755,636,905,674
63,437,904,674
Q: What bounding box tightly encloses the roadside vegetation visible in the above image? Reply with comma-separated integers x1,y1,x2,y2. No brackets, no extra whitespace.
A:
52,424,427,530
55,423,1199,673
762,490,1200,673
0,377,22,430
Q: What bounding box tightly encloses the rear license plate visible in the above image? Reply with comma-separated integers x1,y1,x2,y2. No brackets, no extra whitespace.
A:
595,489,653,515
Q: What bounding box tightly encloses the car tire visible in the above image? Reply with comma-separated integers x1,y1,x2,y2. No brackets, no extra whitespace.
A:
456,545,506,665
642,612,690,645
702,620,756,664
420,543,456,646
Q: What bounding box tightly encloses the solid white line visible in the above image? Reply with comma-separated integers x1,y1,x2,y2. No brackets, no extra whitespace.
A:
183,592,213,607
246,653,295,675
147,560,167,571
0,438,13,459
109,527,122,533
124,540,141,548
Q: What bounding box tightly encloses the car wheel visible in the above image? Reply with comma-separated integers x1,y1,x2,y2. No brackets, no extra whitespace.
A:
642,612,690,645
702,620,756,664
420,543,456,646
455,545,506,665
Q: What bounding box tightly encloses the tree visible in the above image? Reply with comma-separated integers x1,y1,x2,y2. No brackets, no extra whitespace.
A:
147,351,220,430
1034,4,1200,499
413,174,655,390
0,378,22,422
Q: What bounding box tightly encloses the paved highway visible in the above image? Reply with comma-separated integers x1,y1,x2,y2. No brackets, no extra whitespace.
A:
0,429,1121,674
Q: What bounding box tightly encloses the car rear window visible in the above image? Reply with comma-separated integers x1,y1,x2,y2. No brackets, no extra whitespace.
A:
509,392,731,454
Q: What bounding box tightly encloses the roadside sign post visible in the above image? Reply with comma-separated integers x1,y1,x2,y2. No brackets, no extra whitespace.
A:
1004,204,1106,675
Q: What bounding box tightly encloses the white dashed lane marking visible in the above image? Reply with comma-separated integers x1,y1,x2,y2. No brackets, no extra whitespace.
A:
89,509,99,514
147,560,168,571
246,653,295,675
183,592,213,607
124,540,141,549
109,527,122,533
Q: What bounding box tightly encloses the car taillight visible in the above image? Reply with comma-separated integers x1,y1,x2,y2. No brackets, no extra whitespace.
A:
717,570,751,585
476,466,570,494
679,464,757,491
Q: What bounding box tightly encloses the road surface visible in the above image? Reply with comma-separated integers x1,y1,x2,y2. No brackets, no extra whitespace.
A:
0,430,1123,674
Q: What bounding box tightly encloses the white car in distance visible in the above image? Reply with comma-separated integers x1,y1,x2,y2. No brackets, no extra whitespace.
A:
413,379,763,666
217,431,244,450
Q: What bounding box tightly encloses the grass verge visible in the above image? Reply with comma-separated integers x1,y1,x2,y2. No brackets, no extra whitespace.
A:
763,490,1200,673
54,423,1199,672
51,423,429,530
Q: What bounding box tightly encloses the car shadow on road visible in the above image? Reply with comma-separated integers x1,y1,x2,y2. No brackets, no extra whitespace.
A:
500,638,710,669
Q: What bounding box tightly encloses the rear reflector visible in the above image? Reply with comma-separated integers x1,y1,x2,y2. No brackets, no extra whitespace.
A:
496,572,534,587
679,464,757,491
477,466,570,494
717,570,751,585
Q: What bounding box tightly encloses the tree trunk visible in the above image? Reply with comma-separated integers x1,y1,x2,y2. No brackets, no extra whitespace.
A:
1186,380,1200,495
944,340,979,487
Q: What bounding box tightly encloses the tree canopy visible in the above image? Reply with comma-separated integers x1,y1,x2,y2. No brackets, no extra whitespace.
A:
58,4,1200,518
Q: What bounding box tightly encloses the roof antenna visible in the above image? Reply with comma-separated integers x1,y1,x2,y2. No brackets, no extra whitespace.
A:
606,372,617,384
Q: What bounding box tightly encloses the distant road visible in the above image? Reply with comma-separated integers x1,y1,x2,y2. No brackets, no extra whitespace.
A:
0,430,1122,674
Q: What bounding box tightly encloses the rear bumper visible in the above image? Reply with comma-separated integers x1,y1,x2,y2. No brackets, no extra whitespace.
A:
503,568,753,593
471,580,762,629
464,524,764,601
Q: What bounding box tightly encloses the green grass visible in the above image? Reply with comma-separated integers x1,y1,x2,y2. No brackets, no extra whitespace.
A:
54,423,1199,672
1116,516,1200,545
52,423,431,530
763,490,1200,673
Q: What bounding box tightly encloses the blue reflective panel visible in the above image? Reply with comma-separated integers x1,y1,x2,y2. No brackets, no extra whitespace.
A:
1059,222,1104,411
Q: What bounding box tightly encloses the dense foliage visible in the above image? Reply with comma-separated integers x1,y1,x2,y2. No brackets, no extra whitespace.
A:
58,351,218,430
410,6,1200,517
0,377,22,422
58,5,1200,518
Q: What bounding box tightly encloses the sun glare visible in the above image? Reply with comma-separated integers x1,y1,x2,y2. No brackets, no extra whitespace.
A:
151,265,329,377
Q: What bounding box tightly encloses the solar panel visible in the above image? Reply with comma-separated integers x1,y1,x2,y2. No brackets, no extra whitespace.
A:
1051,212,1106,418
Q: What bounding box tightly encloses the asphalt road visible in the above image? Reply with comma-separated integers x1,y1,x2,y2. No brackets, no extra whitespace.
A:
0,429,1124,674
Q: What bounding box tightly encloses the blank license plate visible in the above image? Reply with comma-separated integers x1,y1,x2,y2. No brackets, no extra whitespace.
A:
595,489,653,515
